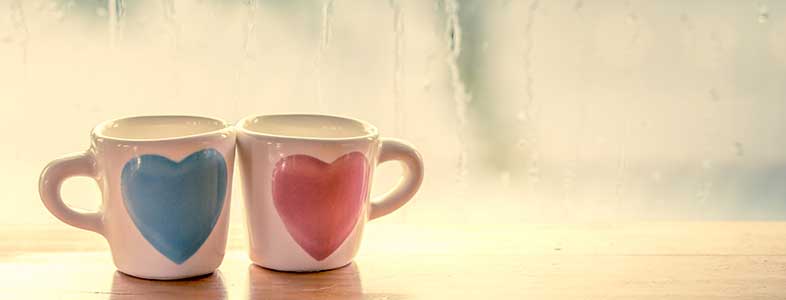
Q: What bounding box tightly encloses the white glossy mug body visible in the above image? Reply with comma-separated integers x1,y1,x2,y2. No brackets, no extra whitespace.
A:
39,116,236,280
237,114,424,272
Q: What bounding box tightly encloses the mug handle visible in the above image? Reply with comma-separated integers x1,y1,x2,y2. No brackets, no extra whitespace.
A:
39,151,104,235
369,138,424,220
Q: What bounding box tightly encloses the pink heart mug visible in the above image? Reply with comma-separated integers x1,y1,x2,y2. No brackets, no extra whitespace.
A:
236,114,424,272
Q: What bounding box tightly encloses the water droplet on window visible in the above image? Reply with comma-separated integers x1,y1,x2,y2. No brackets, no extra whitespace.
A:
695,181,713,203
651,171,662,182
499,171,511,187
626,13,638,25
516,139,528,148
422,80,432,91
758,13,769,23
709,88,719,102
734,142,745,157
516,111,528,121
680,14,689,23
562,169,576,189
527,166,541,183
758,4,769,23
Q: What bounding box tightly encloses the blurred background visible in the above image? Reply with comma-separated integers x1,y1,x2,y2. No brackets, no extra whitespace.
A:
2,0,786,228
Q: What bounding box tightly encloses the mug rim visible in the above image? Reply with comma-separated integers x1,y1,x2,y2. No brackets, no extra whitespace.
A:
236,113,379,142
91,115,233,143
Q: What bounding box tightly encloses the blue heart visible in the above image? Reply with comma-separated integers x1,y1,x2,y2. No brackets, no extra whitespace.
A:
121,148,227,264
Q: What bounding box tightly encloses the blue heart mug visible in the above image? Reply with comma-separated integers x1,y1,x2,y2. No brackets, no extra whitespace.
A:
39,115,235,280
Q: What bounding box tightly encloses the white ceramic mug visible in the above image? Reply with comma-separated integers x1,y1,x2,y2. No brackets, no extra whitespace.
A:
237,114,424,272
39,115,236,280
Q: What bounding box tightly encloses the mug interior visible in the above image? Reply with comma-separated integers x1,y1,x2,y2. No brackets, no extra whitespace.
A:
240,114,377,140
94,115,228,141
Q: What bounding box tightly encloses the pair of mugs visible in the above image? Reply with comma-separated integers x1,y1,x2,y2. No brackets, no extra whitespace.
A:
39,114,423,280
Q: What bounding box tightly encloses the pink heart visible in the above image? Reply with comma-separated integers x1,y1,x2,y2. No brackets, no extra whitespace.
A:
272,152,369,261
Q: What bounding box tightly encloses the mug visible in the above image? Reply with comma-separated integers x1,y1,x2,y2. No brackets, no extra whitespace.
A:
237,114,424,272
39,115,236,280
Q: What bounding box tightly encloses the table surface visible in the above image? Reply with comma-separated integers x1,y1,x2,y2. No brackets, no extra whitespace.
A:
3,222,786,299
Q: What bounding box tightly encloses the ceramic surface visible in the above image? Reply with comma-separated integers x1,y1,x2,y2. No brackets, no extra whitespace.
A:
237,114,424,272
39,115,236,280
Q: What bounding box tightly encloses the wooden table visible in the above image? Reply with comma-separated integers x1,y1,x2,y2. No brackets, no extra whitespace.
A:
3,222,786,299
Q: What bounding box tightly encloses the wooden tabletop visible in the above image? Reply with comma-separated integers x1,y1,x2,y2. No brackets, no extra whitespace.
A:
3,222,786,299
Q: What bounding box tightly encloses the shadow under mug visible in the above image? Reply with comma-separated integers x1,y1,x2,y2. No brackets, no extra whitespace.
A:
248,262,364,300
110,270,227,300
237,114,424,272
39,115,236,280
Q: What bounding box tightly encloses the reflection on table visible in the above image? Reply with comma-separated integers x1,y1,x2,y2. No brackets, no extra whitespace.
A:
247,263,363,300
110,271,227,300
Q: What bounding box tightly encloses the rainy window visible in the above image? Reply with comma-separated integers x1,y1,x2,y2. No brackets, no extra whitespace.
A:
2,1,786,223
